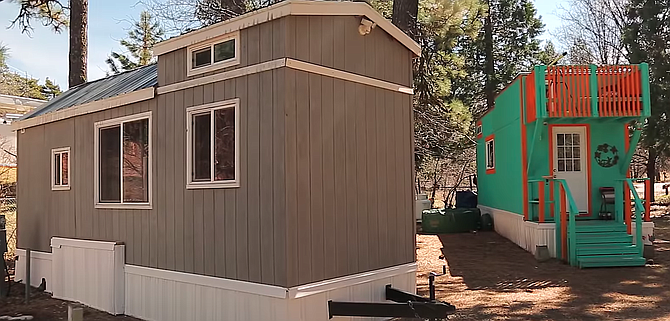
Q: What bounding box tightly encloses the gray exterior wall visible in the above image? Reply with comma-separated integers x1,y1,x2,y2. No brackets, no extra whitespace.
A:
285,16,414,87
284,69,415,286
17,15,414,288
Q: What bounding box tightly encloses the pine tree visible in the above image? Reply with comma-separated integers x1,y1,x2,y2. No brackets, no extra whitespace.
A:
453,0,544,115
106,11,164,74
41,78,62,99
538,41,564,65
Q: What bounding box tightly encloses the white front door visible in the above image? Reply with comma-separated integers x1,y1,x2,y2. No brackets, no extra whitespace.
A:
553,126,589,213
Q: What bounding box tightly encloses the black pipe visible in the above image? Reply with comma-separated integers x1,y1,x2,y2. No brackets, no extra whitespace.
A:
328,301,455,319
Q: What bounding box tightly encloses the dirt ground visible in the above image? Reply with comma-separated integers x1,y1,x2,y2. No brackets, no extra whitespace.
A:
417,213,670,321
0,282,140,321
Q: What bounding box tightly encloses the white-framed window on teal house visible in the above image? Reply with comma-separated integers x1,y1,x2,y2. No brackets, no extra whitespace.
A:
485,135,495,174
94,112,152,209
187,31,239,77
186,99,240,189
51,147,70,190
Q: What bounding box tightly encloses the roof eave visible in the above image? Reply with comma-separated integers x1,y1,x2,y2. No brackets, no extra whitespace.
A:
153,0,421,57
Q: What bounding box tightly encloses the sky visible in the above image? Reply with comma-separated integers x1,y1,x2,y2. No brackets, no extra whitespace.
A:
0,0,568,90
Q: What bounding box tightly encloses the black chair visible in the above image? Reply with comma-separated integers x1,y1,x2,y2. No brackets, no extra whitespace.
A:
599,187,615,220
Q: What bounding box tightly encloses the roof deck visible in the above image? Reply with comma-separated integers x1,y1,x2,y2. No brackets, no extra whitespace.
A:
525,63,651,122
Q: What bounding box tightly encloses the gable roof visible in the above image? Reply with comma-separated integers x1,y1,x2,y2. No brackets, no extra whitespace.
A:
20,64,157,121
153,0,421,57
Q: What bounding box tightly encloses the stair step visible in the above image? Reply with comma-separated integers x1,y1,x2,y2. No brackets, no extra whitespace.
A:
577,255,646,268
576,244,639,256
575,234,633,244
575,223,627,233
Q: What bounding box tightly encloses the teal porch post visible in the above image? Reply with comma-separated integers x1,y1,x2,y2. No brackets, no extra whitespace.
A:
620,125,642,175
614,182,624,224
640,63,651,117
589,64,599,117
554,181,562,261
535,66,548,119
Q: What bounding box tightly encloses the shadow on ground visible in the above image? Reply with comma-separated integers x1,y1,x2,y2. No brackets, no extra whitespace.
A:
415,214,670,320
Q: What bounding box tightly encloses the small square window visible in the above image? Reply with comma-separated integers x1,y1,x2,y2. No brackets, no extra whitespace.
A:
192,48,212,68
213,39,235,63
52,147,70,190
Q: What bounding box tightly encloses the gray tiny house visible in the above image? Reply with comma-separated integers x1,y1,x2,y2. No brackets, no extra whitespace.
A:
13,1,420,320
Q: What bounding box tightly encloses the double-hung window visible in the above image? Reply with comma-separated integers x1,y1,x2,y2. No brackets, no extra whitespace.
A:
95,112,152,208
52,147,70,190
187,99,239,189
187,32,239,76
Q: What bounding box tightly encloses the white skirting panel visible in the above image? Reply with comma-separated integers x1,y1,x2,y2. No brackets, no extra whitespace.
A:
50,237,125,315
287,263,417,321
14,249,53,293
523,221,557,258
631,222,655,246
479,205,557,258
125,262,417,321
124,265,289,321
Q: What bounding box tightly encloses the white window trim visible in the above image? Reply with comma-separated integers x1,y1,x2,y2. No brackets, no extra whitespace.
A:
186,31,240,78
186,98,240,189
476,124,482,136
94,111,153,210
51,147,71,191
485,139,495,170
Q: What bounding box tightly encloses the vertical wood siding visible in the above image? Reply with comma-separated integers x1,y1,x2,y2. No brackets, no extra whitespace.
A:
286,16,413,88
17,15,414,288
284,70,415,287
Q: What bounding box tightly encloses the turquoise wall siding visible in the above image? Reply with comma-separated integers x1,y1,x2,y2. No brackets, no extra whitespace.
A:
477,79,523,214
588,122,627,217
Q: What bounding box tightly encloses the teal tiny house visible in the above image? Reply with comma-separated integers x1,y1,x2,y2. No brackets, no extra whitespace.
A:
477,64,653,268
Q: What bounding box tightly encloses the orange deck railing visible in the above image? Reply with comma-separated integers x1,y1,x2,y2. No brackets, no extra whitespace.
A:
545,66,592,117
528,63,650,119
595,65,643,117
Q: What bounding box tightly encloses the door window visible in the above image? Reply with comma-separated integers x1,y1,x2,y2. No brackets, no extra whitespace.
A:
557,133,581,172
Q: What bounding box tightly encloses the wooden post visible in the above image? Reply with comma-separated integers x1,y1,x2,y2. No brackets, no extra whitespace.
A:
538,181,545,223
560,184,567,261
68,304,84,321
624,179,632,234
645,179,651,222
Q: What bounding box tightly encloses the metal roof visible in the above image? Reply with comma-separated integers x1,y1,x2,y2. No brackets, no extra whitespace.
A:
21,64,158,120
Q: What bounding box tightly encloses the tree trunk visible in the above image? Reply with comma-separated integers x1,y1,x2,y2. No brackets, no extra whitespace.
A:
484,0,495,110
69,0,88,88
392,0,418,34
647,147,657,202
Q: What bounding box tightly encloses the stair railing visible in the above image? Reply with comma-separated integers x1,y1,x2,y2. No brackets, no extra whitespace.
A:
540,177,580,265
618,178,646,257
527,179,549,222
